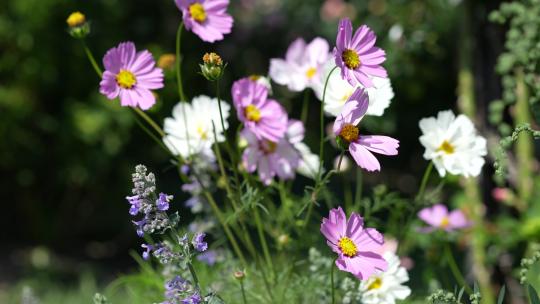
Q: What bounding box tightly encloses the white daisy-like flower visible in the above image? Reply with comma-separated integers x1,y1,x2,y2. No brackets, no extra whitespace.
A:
286,119,320,179
269,37,331,92
315,61,394,117
419,110,487,177
359,251,412,304
163,95,230,158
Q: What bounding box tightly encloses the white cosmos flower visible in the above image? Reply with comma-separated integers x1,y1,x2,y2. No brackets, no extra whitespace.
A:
419,110,487,177
269,37,331,92
315,61,394,117
359,251,411,304
163,95,230,158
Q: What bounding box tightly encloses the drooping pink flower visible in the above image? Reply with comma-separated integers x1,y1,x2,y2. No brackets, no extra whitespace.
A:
175,0,233,43
334,18,387,88
333,88,399,171
320,207,387,280
241,120,301,185
269,37,331,92
232,77,288,142
418,204,471,233
99,42,164,110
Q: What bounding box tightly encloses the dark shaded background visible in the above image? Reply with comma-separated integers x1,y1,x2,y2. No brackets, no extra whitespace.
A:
1,0,510,287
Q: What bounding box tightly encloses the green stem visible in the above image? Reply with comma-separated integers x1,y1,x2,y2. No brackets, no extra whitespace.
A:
212,122,240,211
330,258,336,304
253,206,275,278
201,189,247,267
133,108,165,137
187,262,201,292
81,39,102,77
216,80,227,135
317,66,338,181
353,168,363,213
240,279,247,304
444,243,473,294
301,89,310,124
175,22,187,102
415,161,433,202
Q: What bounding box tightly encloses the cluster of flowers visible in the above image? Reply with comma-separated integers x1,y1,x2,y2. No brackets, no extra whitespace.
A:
126,165,209,304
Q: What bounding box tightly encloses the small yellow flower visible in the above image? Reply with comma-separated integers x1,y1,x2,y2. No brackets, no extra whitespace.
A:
67,11,86,28
203,52,223,66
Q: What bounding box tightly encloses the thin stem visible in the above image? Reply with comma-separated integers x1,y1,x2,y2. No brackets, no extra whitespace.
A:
301,89,310,124
175,22,187,102
81,39,102,77
216,80,227,135
133,108,165,137
330,258,336,304
187,262,201,292
240,279,247,304
353,168,363,213
415,161,433,202
212,122,240,212
253,206,275,278
317,66,339,181
444,242,473,294
201,188,247,267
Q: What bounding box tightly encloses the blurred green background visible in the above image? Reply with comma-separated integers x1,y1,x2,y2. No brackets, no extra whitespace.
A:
2,0,535,301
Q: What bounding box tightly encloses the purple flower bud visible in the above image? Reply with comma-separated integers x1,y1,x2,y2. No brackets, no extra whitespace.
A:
157,193,170,211
192,233,208,252
141,243,153,260
132,219,146,237
126,195,141,216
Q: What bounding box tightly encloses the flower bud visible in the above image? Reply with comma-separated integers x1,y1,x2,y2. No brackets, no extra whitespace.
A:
158,54,176,70
200,52,225,81
66,11,90,39
233,270,245,280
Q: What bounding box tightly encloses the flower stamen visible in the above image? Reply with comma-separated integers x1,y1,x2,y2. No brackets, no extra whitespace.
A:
338,237,358,257
245,104,262,122
116,69,137,89
342,49,361,69
339,124,359,142
437,140,455,154
440,216,450,228
305,67,317,79
189,3,207,23
367,277,383,290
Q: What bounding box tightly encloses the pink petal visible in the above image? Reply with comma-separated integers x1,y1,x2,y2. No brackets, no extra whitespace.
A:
358,135,399,155
336,18,352,51
285,38,307,64
349,142,381,171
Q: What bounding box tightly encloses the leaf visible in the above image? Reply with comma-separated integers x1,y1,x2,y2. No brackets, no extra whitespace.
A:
457,286,465,302
474,281,480,294
497,285,506,304
529,284,540,304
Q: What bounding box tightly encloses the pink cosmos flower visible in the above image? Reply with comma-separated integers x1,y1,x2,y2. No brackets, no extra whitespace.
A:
232,77,288,142
334,18,387,88
320,207,387,280
418,204,471,232
333,88,399,171
99,42,164,110
269,37,331,92
175,0,233,43
241,120,301,185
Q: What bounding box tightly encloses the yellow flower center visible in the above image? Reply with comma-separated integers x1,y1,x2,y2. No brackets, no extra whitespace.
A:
261,141,277,154
437,140,455,154
342,49,361,69
338,237,358,257
305,67,317,79
196,125,208,140
249,75,261,81
339,124,359,142
341,90,354,104
367,277,383,290
245,105,261,122
189,3,207,23
440,216,450,228
116,69,137,89
67,11,86,27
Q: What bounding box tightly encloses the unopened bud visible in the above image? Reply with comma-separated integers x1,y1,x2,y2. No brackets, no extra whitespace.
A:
67,11,90,39
233,270,245,280
158,54,176,70
200,52,225,81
